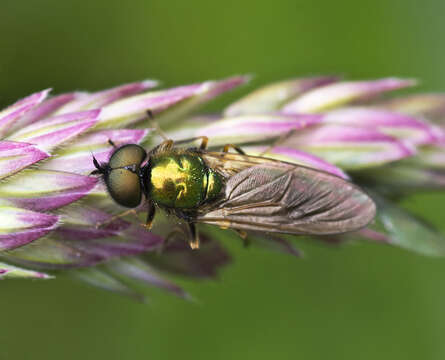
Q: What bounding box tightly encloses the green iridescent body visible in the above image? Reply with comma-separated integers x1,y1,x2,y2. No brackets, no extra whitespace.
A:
148,151,223,209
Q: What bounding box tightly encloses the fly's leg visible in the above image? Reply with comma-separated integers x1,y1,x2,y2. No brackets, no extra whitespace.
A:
198,137,208,150
188,222,200,250
96,205,155,230
146,109,210,151
223,144,246,155
143,202,156,230
150,137,209,155
172,136,209,150
150,139,174,154
258,129,297,156
95,208,139,229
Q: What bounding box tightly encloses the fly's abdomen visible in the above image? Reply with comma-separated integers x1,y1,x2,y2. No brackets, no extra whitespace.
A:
149,153,221,209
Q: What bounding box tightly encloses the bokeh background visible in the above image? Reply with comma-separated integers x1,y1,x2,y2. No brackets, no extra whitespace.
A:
2,0,445,359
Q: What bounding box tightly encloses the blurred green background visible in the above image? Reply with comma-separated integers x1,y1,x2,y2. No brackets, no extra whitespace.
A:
2,0,445,359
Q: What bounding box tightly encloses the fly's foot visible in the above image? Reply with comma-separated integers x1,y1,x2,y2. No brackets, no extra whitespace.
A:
189,237,200,250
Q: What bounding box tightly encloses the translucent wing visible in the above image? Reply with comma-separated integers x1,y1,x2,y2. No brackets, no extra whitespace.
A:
197,152,376,235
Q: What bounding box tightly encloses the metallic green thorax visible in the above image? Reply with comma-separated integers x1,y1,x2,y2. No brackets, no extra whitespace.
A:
148,152,222,209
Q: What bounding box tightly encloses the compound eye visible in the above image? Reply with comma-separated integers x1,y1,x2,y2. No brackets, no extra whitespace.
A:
106,168,142,208
109,144,147,169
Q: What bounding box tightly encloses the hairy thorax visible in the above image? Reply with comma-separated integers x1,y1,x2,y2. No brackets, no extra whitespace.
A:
148,152,222,209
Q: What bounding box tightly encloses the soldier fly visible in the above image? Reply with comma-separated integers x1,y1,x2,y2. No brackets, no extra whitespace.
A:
91,122,376,249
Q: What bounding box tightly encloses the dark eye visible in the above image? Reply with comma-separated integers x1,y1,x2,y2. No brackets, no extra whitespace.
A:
109,144,147,168
106,169,142,207
104,144,147,208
